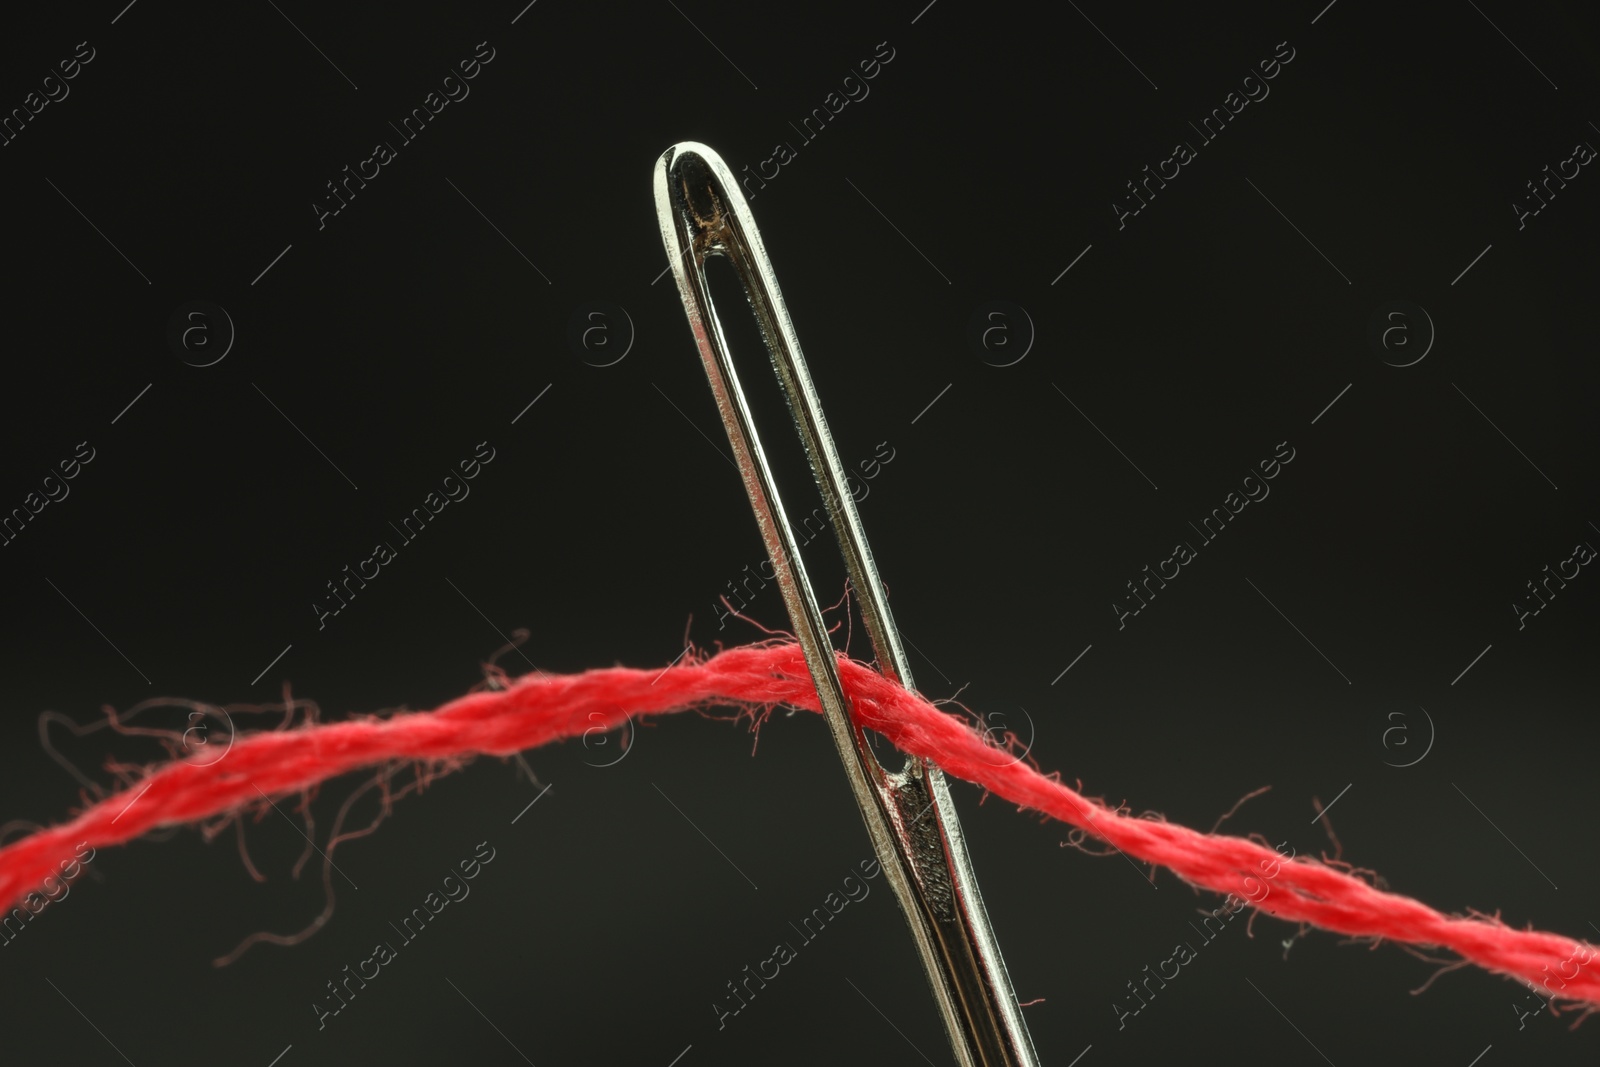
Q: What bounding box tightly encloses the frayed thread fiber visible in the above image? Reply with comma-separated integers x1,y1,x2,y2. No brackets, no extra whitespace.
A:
1,641,1594,1010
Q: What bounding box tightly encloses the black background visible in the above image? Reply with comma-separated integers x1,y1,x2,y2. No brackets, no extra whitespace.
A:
1,1,1597,1064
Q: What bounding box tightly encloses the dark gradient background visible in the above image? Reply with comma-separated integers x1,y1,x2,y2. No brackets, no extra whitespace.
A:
1,1,1597,1065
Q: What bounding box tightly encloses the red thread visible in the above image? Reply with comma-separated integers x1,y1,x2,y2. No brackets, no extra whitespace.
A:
3,641,1595,1010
